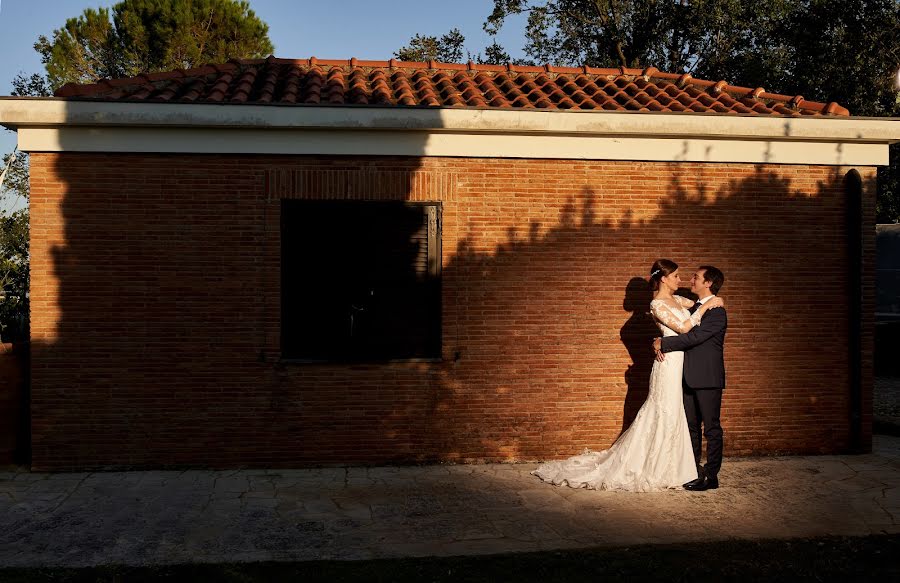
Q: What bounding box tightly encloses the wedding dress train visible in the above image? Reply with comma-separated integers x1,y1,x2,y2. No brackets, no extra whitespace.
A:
532,299,699,492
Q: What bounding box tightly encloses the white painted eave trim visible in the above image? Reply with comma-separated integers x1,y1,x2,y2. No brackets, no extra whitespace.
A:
2,98,900,143
2,99,898,165
13,127,886,166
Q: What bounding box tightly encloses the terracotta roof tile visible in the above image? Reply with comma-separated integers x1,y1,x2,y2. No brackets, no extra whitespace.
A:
52,56,851,117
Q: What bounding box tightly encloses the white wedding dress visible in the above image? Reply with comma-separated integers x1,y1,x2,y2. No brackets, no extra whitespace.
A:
532,298,699,492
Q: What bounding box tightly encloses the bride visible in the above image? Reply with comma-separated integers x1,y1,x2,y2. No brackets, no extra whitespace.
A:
532,259,724,492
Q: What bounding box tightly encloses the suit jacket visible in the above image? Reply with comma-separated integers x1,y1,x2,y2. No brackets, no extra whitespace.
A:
660,306,727,389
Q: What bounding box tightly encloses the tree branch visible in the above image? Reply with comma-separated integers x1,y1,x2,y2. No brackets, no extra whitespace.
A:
615,40,627,67
195,9,215,63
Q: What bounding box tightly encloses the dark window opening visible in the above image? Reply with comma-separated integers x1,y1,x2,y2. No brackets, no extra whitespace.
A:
281,200,441,361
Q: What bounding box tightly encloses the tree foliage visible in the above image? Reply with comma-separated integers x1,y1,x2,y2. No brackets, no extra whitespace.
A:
0,152,29,204
10,73,52,97
3,79,40,338
394,29,467,63
1,0,277,339
36,0,274,90
0,208,29,341
0,153,29,341
483,0,785,71
767,0,900,223
394,28,517,65
482,0,900,221
478,40,514,65
396,3,899,219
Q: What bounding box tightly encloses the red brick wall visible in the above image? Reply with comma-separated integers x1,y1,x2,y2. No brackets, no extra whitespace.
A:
27,153,876,470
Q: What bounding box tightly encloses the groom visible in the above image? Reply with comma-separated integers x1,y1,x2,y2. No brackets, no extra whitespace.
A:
653,266,727,491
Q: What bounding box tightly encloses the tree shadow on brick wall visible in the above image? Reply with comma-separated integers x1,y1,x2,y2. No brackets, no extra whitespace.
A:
35,152,461,470
426,163,875,462
32,149,875,471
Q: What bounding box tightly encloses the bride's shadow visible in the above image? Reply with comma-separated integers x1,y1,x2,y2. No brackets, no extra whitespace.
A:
618,278,696,435
619,278,656,434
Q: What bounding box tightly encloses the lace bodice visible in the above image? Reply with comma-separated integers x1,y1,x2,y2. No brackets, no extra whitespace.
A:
650,298,702,337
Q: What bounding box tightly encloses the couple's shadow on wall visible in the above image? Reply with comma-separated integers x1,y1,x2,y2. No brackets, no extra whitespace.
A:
619,277,696,435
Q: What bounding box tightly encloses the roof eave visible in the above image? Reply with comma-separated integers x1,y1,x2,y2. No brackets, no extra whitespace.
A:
1,98,899,144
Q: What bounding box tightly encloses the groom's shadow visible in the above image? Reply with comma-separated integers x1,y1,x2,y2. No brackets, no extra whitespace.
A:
618,279,698,435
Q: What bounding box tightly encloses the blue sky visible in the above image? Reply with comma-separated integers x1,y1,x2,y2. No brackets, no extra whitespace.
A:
0,0,530,159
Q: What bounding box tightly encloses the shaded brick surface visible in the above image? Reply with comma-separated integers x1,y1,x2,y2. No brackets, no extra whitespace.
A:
27,154,876,469
0,343,26,464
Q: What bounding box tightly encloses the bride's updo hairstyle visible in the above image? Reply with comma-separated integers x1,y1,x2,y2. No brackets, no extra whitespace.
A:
648,259,678,291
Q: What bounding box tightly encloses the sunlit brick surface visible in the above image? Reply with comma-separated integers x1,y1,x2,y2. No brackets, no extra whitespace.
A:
27,154,875,469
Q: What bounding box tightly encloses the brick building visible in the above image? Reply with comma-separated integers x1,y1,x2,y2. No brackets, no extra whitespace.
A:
1,57,898,470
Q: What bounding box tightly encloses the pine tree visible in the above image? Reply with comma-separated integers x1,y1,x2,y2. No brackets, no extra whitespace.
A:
35,0,274,91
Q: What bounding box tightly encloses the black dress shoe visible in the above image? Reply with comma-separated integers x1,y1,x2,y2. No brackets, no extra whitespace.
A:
682,477,704,489
685,475,719,491
682,466,705,489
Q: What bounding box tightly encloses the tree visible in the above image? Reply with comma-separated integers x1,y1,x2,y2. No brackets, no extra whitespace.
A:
483,1,802,71
394,29,467,63
10,73,52,98
0,152,29,341
394,28,517,65
478,40,513,65
1,0,277,339
2,71,45,341
483,0,900,221
768,0,900,223
35,0,274,90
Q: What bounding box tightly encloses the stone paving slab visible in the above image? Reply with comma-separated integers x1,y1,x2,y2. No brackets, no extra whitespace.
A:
876,377,900,430
0,436,898,568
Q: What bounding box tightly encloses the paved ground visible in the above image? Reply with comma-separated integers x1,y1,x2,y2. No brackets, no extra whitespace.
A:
876,376,900,429
0,436,897,568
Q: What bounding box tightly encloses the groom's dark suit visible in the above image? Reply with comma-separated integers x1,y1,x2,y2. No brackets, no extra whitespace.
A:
659,300,727,480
